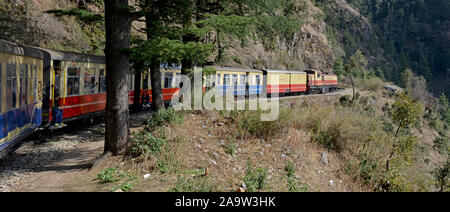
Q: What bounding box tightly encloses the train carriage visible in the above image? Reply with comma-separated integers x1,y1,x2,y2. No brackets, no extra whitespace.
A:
37,48,108,124
0,40,45,152
262,69,307,96
139,66,182,103
209,67,263,96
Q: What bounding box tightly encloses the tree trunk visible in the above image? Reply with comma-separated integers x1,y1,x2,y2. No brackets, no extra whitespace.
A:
349,74,355,103
150,61,165,110
104,0,131,155
145,0,164,111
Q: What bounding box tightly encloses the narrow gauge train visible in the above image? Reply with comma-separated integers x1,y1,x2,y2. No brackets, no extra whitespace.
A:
0,39,338,155
205,66,338,96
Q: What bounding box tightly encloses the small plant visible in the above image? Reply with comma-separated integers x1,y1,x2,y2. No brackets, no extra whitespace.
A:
224,140,237,156
244,159,268,192
157,152,180,174
433,136,449,155
285,162,309,192
432,159,449,192
96,167,118,184
111,181,134,192
129,131,167,158
146,108,183,129
168,176,216,192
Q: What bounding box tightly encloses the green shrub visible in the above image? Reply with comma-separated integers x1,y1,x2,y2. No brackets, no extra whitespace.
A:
224,140,237,156
285,162,309,192
244,160,268,192
97,167,118,184
129,131,167,158
363,77,384,91
168,176,216,192
433,136,449,155
228,108,291,139
146,108,184,129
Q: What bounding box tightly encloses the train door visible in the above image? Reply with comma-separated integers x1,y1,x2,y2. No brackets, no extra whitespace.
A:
51,61,64,110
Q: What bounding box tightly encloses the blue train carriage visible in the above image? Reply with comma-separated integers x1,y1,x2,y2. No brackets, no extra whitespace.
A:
206,66,263,96
0,40,45,153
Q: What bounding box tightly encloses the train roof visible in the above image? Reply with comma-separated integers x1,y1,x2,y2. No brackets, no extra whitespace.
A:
262,69,306,74
35,47,105,64
207,66,263,73
0,39,45,60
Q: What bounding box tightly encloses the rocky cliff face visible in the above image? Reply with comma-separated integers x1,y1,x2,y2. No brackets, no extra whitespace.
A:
0,0,104,53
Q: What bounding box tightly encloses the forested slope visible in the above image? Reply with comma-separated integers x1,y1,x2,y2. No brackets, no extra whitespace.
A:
0,0,448,97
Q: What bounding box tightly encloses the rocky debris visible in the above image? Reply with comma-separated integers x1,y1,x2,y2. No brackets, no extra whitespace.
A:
321,152,329,165
384,84,403,94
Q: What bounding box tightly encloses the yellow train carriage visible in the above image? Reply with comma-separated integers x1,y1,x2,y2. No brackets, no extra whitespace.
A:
0,40,45,153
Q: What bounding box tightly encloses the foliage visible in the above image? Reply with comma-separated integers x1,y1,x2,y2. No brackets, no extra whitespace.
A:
129,131,167,158
433,136,449,155
168,176,216,192
432,159,450,192
285,162,309,192
146,108,184,130
226,108,291,139
391,92,422,135
362,77,384,91
96,167,118,184
224,140,237,157
244,159,268,192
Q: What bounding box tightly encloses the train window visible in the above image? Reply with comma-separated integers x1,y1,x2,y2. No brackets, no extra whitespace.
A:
211,75,216,87
232,74,238,86
99,69,106,93
20,64,28,106
67,68,80,96
216,74,221,86
224,74,230,85
84,68,96,94
164,72,174,88
239,75,246,86
6,63,17,110
256,75,261,85
31,65,37,102
129,74,134,91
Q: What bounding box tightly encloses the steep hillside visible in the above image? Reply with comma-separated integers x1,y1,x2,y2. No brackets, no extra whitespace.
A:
0,0,104,54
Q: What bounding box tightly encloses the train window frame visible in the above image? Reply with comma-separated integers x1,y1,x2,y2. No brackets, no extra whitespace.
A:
67,67,81,96
239,75,246,86
31,64,37,102
99,69,106,93
84,68,97,95
216,74,221,86
19,64,29,106
164,72,174,89
256,75,261,85
6,63,17,111
232,74,238,86
223,74,230,86
129,74,134,91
